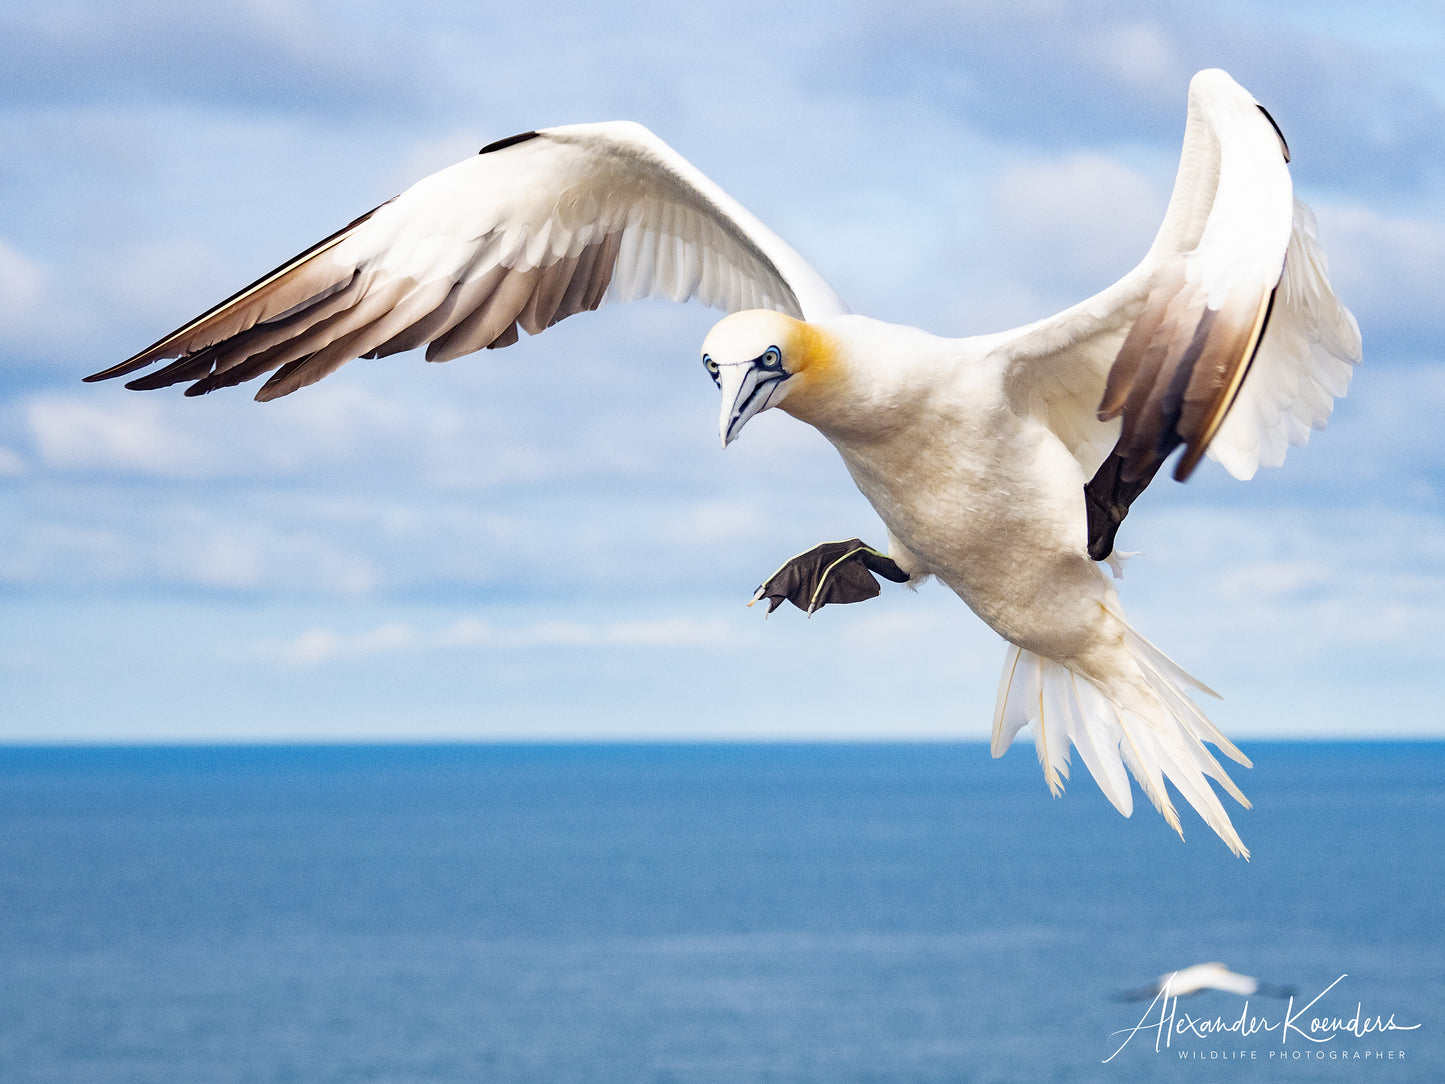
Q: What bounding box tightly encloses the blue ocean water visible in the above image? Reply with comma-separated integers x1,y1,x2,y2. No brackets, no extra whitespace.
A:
0,741,1439,1083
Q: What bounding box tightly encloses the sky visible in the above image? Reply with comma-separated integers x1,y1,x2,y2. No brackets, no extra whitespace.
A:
0,0,1442,744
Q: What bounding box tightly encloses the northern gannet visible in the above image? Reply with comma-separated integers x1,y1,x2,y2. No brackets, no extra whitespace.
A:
1114,962,1297,1001
86,70,1360,856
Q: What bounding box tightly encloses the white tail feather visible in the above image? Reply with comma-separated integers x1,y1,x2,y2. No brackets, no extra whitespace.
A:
991,644,1031,756
990,632,1251,858
1038,660,1072,793
1066,672,1132,817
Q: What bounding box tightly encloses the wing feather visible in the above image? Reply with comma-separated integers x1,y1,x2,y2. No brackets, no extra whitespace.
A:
425,266,538,365
995,69,1359,557
88,122,845,399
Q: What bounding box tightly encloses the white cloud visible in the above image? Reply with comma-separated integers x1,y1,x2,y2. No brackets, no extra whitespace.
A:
156,520,379,595
0,236,88,355
0,1,421,116
27,396,208,476
1311,201,1445,350
24,304,726,486
89,240,233,336
1120,503,1445,679
246,613,742,668
936,149,1170,333
0,500,379,596
992,151,1166,286
0,521,130,585
654,499,772,547
1083,19,1188,95
0,238,44,326
24,380,463,481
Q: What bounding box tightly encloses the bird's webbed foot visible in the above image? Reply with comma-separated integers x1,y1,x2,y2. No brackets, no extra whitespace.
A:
750,538,910,615
1083,451,1165,561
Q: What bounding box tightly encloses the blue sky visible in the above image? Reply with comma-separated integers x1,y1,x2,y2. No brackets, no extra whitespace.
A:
1,1,1442,742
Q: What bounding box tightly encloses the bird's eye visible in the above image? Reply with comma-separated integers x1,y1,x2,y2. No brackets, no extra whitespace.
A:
702,355,720,386
760,347,782,370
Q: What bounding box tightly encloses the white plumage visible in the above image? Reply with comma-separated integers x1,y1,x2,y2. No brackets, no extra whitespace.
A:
89,70,1360,856
1115,962,1297,1001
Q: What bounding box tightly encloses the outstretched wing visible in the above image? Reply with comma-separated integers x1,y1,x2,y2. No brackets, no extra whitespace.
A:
86,122,847,400
997,70,1360,536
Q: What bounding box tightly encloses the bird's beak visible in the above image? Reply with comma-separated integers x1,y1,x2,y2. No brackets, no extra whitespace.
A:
717,363,789,448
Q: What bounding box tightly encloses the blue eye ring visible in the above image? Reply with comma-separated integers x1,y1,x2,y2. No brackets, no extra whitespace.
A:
702,354,720,385
759,346,783,370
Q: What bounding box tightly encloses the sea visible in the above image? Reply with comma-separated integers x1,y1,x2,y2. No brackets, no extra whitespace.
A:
0,741,1439,1083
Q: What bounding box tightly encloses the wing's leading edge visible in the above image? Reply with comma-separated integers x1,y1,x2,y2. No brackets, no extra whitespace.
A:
87,122,847,400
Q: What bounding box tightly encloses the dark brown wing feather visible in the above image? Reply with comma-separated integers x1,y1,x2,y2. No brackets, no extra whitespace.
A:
1098,277,1275,484
84,133,629,401
1085,271,1277,558
85,218,625,400
84,205,388,386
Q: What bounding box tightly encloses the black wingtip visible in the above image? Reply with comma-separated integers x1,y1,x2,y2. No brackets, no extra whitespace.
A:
83,354,149,383
478,130,541,155
1257,104,1290,162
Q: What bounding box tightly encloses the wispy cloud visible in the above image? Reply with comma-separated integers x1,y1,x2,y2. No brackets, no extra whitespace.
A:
1317,202,1445,356
824,1,1445,195
245,614,744,668
0,238,44,328
0,2,423,116
1121,502,1445,678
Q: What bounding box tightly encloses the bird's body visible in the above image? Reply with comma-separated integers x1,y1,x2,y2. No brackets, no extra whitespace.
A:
718,305,1259,848
87,70,1360,856
778,315,1102,657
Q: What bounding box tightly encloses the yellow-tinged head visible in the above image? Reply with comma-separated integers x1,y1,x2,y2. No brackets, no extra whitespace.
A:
700,310,840,447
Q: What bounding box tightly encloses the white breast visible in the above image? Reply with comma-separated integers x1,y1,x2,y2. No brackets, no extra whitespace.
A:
812,317,1117,661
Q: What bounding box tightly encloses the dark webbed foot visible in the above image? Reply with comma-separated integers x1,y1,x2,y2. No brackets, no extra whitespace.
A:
751,539,909,615
1083,451,1165,561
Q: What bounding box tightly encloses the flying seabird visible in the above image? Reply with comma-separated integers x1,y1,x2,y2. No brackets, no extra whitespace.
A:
1114,962,1297,1001
86,69,1360,856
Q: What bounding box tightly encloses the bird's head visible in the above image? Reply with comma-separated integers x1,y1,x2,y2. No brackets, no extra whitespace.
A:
700,309,839,447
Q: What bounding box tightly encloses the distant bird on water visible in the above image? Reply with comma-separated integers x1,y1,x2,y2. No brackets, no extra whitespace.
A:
87,69,1360,856
1114,962,1298,1002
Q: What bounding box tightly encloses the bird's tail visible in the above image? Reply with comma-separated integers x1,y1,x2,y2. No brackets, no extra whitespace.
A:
991,628,1253,858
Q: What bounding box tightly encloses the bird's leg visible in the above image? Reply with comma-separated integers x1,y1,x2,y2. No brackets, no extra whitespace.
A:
750,539,910,616
1083,451,1167,561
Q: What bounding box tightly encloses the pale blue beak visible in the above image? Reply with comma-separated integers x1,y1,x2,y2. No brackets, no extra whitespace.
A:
717,362,788,447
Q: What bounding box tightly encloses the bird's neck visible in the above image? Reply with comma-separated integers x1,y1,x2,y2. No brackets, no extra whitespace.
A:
780,316,941,444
